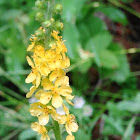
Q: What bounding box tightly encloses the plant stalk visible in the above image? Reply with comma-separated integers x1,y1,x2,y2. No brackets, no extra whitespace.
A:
52,119,62,140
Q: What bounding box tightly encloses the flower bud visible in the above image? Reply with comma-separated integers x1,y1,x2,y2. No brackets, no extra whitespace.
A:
53,3,63,14
42,20,51,28
35,1,45,9
36,12,44,21
50,18,55,25
35,28,44,37
55,21,63,30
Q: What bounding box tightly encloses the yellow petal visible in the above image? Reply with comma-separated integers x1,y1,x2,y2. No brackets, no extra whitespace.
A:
26,86,36,98
39,62,50,76
66,97,74,106
63,104,69,115
25,71,36,83
30,102,41,107
62,57,70,68
33,55,42,67
51,112,59,121
69,122,78,132
40,92,52,105
27,42,35,51
41,78,53,90
35,90,45,99
34,45,45,58
49,69,64,81
56,114,67,124
66,135,75,140
41,134,50,140
36,73,41,88
46,135,50,140
29,107,42,116
41,134,47,140
62,76,69,86
54,76,65,87
26,56,34,68
59,86,72,96
31,122,40,132
38,113,49,125
52,94,63,108
66,123,72,135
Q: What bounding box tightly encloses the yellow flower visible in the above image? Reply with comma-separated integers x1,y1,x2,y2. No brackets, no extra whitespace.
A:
51,30,67,54
40,74,74,108
34,45,45,58
25,56,41,88
66,135,75,140
31,122,50,140
27,42,35,51
29,102,57,126
26,85,36,98
63,104,78,136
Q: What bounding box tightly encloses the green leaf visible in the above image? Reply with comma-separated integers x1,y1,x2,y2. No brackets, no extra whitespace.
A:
78,59,93,73
85,16,107,36
75,129,90,140
95,6,128,25
63,23,80,60
114,93,140,113
77,23,91,46
99,50,119,69
60,0,87,22
19,129,37,140
86,32,112,51
109,43,130,83
102,114,124,136
85,32,112,67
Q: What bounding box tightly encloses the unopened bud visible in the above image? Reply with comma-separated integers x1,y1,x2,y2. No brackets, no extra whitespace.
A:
36,12,44,21
53,3,63,14
35,28,44,37
50,18,55,25
55,21,63,30
42,20,51,27
35,1,45,9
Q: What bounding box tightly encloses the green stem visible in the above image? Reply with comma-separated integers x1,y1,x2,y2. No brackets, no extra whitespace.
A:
44,0,55,48
52,119,62,140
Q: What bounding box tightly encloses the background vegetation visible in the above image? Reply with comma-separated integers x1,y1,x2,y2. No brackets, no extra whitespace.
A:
0,0,140,139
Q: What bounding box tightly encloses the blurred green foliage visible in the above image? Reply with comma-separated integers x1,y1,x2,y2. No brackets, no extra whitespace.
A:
0,0,140,139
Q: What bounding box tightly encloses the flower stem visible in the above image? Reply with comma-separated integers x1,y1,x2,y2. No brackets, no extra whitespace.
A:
52,119,62,140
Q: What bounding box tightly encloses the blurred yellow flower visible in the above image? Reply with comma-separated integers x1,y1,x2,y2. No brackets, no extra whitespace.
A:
41,75,73,108
30,102,57,125
63,104,78,136
31,122,50,140
66,135,75,140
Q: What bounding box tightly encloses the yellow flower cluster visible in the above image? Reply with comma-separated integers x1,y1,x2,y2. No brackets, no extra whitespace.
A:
26,28,78,140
